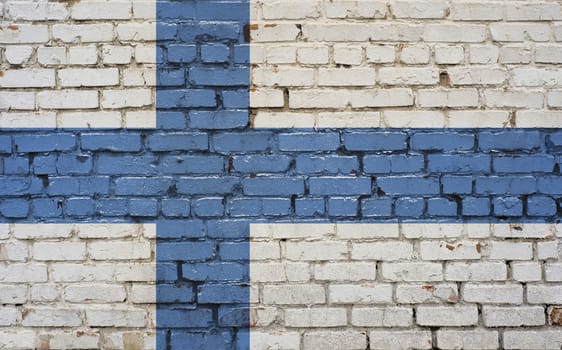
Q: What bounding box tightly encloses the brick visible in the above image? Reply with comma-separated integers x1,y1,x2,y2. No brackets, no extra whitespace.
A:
395,283,459,304
22,308,81,327
285,308,346,327
445,262,507,281
263,285,325,305
503,331,562,350
329,284,392,304
527,285,562,304
352,307,412,327
369,331,432,350
463,284,523,304
436,330,499,350
381,262,442,281
303,331,366,350
483,306,545,327
416,305,478,326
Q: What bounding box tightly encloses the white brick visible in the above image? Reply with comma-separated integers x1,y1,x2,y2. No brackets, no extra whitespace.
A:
463,283,523,304
513,262,542,282
445,262,507,281
379,67,439,85
0,92,35,110
483,306,545,327
424,24,486,42
492,223,559,239
130,284,156,303
382,111,445,128
30,285,59,302
314,262,376,281
489,241,533,260
315,112,381,128
545,263,562,281
265,46,296,64
53,24,114,43
303,331,366,350
58,111,122,129
68,46,98,65
451,2,503,21
250,241,281,260
65,284,126,303
469,45,499,64
517,111,562,128
7,2,68,20
484,90,543,109
0,241,27,261
125,111,156,128
392,1,448,19
37,47,67,65
133,1,156,19
102,89,152,109
253,67,314,87
352,242,413,261
436,330,499,350
86,308,146,327
400,45,430,64
326,1,387,19
503,330,562,350
22,308,82,327
434,45,464,65
123,68,157,86
114,263,155,282
402,223,468,239
448,67,506,85
0,112,57,129
45,331,100,350
366,45,395,63
537,241,559,260
103,45,133,65
329,284,392,304
500,45,532,64
14,224,74,240
395,283,459,304
303,23,423,42
262,0,321,19
290,89,350,109
490,23,550,42
0,69,55,88
333,44,363,65
285,307,346,327
34,242,86,261
251,23,300,42
416,305,478,326
420,241,481,260
286,241,347,261
505,3,561,21
89,241,151,261
71,1,131,20
351,89,414,108
117,23,156,41
381,262,442,281
318,68,375,86
250,89,284,108
0,307,17,326
352,307,412,327
548,90,562,108
77,224,141,239
418,89,479,108
0,285,26,304
37,91,98,110
52,263,114,282
336,223,399,239
512,68,562,87
0,330,36,349
297,45,329,64
0,24,49,43
251,262,310,282
59,68,119,87
263,285,325,305
5,46,33,65
448,111,511,128
369,331,432,350
250,332,300,350
251,223,335,239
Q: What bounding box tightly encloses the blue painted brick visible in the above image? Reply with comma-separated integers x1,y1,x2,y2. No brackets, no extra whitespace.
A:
170,332,231,350
182,263,245,282
162,155,224,174
428,198,457,216
232,155,291,173
157,2,195,19
129,199,158,217
548,132,562,147
527,196,557,216
428,154,490,173
365,155,424,173
222,90,249,109
179,23,241,42
158,90,216,108
234,45,250,64
114,177,173,196
296,155,358,175
157,220,206,239
219,306,250,327
201,44,230,63
193,198,224,217
395,197,424,217
0,135,11,153
243,177,304,196
344,132,407,151
56,154,92,175
361,198,392,217
219,242,249,261
147,133,208,151
33,155,56,175
476,176,536,195
32,198,62,218
14,134,75,153
98,155,158,175
479,131,542,151
177,177,239,195
48,176,110,196
213,132,271,153
493,197,523,216
411,132,474,151
189,110,248,129
156,263,179,282
4,157,28,175
207,220,249,239
168,45,197,63
362,156,390,173
157,112,188,130
197,285,247,304
0,177,42,196
442,176,473,194
279,133,340,152
537,177,562,195
378,177,440,195
65,198,94,216
195,1,248,21
158,242,215,262
493,155,555,173
0,199,29,218
157,22,177,40
462,197,490,216
157,309,213,328
309,177,371,195
81,133,142,152
328,197,358,216
189,68,249,86
157,68,185,86
263,198,291,216
295,198,325,216
157,284,194,303
96,199,128,216
162,199,191,217
229,199,261,217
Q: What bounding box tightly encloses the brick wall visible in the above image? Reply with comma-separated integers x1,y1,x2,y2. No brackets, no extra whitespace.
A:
0,0,561,349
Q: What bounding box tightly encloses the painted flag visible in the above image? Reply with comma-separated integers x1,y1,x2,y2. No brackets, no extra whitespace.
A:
0,1,561,349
